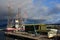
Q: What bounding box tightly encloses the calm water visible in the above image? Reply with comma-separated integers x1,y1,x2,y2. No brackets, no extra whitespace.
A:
0,27,6,40
0,31,5,40
0,30,20,40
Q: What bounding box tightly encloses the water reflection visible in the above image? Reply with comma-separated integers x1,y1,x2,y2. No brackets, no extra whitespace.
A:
5,37,21,40
5,35,21,40
0,31,5,40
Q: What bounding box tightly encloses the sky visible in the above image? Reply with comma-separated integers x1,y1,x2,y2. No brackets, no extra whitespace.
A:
0,0,60,24
32,0,60,23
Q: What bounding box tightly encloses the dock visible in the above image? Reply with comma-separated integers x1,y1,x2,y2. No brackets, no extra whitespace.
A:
4,32,51,40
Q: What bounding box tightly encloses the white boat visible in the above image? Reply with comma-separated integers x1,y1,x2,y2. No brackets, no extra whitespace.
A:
48,29,58,38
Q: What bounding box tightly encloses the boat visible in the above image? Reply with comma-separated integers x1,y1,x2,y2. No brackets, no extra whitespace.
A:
5,5,25,32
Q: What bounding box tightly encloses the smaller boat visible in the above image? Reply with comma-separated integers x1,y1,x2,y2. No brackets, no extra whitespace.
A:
48,29,58,38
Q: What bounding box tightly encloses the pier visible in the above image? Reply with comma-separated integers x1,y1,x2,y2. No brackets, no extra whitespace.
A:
4,24,60,40
5,32,49,40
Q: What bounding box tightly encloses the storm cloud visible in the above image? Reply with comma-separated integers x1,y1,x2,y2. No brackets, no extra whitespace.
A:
0,0,60,24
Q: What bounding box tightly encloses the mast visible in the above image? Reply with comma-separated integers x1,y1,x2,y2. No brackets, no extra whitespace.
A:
15,8,25,31
16,8,23,24
7,6,13,28
15,8,23,26
6,0,13,28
